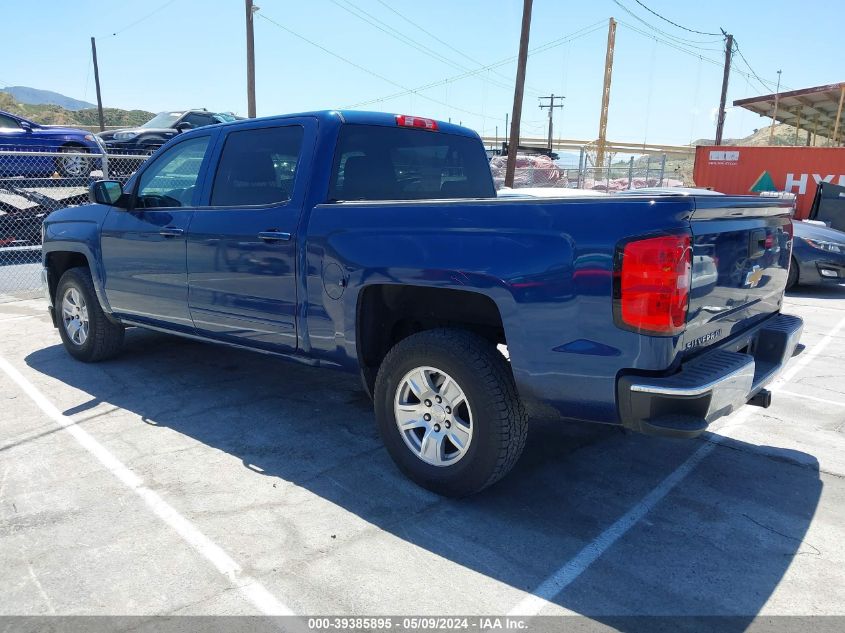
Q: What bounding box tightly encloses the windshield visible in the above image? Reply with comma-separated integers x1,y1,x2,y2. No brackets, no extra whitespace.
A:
142,111,184,129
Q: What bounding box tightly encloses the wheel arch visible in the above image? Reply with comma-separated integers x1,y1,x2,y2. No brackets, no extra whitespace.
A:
355,283,508,398
44,245,113,317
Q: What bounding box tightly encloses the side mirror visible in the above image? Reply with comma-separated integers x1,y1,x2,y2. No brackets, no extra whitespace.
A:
175,122,194,132
89,180,124,206
20,121,32,132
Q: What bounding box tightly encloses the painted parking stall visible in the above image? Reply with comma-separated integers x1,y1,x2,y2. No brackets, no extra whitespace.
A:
1,286,844,621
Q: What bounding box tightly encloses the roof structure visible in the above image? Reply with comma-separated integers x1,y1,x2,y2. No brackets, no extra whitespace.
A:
733,82,845,146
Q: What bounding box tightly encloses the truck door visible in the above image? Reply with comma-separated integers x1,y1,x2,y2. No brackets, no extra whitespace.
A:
186,119,314,351
100,134,213,330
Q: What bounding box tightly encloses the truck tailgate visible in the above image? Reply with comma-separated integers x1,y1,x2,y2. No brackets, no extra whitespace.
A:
683,197,794,356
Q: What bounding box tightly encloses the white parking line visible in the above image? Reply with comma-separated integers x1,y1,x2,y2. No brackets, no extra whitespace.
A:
779,389,845,408
509,314,845,616
0,356,294,617
0,315,37,323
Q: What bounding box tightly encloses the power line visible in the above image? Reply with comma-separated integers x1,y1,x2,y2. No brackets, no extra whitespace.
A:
732,39,782,93
611,0,722,49
617,0,788,97
256,12,486,118
616,20,724,67
330,0,538,97
330,0,470,74
630,0,722,37
102,0,180,38
344,21,606,109
372,0,541,94
616,19,780,89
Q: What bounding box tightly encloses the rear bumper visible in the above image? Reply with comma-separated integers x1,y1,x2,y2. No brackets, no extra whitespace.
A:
617,313,803,438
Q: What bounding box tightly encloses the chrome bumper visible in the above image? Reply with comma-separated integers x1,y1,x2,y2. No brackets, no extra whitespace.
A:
617,313,804,438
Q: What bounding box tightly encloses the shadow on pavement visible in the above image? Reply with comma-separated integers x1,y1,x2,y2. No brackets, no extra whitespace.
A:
786,284,845,299
26,329,823,629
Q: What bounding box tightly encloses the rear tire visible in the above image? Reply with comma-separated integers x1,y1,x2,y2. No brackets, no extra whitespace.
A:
374,328,528,497
56,267,124,362
786,257,799,291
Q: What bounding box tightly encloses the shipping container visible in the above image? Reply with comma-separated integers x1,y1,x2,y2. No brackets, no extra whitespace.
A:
693,146,845,219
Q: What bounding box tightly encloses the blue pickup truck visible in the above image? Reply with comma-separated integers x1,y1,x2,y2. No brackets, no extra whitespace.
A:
41,110,803,496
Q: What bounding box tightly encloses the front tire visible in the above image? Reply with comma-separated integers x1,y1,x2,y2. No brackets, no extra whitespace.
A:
56,146,90,178
374,329,528,497
56,267,124,362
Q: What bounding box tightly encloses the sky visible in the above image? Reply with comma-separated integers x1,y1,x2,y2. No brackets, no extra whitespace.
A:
1,0,842,146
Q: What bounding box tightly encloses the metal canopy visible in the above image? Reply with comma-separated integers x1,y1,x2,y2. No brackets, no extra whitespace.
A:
733,82,845,145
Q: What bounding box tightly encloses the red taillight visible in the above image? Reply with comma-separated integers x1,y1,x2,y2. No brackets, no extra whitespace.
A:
614,234,691,336
395,114,438,131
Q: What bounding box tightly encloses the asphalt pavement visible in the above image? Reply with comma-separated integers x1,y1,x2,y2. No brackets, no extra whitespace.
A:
1,287,844,625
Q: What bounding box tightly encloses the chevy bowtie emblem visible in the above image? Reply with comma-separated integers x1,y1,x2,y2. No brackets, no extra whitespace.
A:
745,265,764,288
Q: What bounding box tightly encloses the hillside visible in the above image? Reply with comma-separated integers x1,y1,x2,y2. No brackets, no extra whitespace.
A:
0,92,154,128
692,123,812,148
1,86,95,111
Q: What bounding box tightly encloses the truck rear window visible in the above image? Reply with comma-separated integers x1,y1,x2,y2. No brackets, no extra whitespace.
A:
328,124,494,201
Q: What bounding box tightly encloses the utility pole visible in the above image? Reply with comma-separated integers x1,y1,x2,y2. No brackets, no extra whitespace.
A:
596,18,616,168
833,85,845,146
769,69,782,144
538,94,565,151
505,0,533,188
715,32,733,146
90,37,105,132
245,0,258,118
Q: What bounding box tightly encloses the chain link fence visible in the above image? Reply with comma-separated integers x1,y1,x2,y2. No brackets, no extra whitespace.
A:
0,148,150,301
489,154,685,191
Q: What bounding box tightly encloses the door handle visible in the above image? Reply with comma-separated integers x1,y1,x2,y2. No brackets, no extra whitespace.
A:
159,227,184,238
258,231,291,242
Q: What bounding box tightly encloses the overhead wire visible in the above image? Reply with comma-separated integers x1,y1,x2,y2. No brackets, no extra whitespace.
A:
102,0,180,38
371,0,543,95
616,20,780,89
616,20,724,67
344,20,606,109
611,0,723,48
256,12,486,118
732,39,782,93
617,0,787,97
631,0,722,37
330,0,541,97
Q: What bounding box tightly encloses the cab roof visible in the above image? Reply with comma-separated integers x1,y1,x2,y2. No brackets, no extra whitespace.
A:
206,110,481,139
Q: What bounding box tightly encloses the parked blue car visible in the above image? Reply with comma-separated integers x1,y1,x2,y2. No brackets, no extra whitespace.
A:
0,110,103,177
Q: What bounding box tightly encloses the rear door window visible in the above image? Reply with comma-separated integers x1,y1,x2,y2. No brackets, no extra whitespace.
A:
329,125,494,201
210,126,304,207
